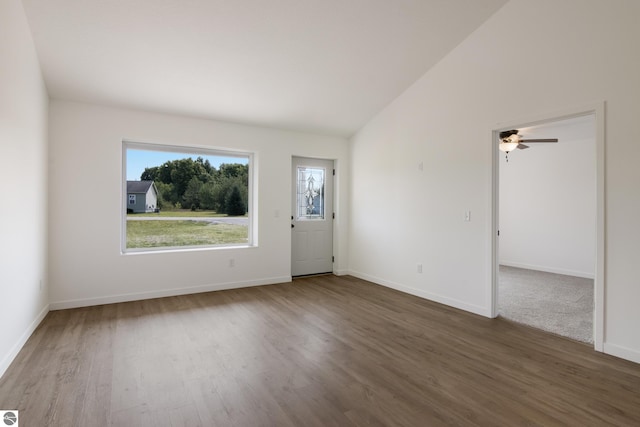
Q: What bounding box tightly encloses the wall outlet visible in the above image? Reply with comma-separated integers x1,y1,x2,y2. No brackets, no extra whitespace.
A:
417,264,423,274
229,259,235,267
39,279,43,291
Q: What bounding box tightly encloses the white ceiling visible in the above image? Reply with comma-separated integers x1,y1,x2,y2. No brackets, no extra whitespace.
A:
22,0,506,137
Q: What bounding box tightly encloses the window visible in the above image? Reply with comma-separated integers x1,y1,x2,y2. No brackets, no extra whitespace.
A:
296,166,325,220
123,141,252,252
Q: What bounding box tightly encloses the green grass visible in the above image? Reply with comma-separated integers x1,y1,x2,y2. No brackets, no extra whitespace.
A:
128,209,235,218
126,220,248,249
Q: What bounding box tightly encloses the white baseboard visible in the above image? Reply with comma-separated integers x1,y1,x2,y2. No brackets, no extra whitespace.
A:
0,303,50,379
499,261,595,279
333,269,349,276
49,276,292,310
603,342,640,364
348,270,491,317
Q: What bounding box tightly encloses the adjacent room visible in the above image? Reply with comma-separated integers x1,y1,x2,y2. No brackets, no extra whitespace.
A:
2,0,640,425
498,115,596,344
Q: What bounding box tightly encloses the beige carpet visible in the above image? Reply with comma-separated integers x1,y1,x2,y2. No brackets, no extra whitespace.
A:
498,265,594,344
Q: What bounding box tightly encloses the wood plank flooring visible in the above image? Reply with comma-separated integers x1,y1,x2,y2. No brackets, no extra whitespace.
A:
1,275,639,426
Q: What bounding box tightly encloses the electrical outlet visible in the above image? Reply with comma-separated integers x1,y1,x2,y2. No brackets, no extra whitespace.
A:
417,264,423,274
39,279,43,291
229,259,235,267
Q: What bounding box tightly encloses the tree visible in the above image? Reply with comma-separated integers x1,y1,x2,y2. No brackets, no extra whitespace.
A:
154,181,174,209
219,163,248,184
183,177,203,210
140,166,159,181
137,156,246,212
225,185,246,216
199,182,217,210
195,156,215,181
170,158,198,197
157,162,174,184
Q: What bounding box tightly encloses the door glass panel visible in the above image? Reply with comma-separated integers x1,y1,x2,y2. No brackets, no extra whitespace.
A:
297,167,325,220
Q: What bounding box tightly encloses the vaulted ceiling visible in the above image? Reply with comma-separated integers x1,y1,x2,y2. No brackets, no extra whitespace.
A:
22,0,507,137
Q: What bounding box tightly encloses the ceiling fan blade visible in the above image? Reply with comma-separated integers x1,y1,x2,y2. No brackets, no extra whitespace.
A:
517,143,530,149
519,138,558,143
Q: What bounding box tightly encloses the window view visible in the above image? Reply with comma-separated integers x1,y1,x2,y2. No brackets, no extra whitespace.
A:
296,166,325,220
124,142,251,251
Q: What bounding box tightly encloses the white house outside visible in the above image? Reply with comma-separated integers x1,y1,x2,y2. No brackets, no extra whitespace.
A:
126,180,158,213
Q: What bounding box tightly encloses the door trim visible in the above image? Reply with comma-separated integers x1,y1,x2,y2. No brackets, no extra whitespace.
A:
489,102,605,352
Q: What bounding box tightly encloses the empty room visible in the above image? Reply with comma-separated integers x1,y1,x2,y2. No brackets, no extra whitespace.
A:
498,115,597,343
2,0,640,426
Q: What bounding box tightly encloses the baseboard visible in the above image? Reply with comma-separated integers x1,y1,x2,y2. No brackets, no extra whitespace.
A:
348,270,491,317
49,275,292,310
499,261,595,279
333,269,349,276
603,342,640,364
0,303,50,379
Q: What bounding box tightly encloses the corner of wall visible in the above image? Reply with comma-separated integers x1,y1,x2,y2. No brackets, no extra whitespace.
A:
0,304,49,378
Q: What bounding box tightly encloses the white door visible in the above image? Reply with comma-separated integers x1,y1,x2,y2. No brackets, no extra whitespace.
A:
291,157,334,276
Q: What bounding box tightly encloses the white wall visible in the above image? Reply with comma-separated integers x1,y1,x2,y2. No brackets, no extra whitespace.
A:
349,0,640,363
0,0,49,376
48,101,349,308
499,117,596,278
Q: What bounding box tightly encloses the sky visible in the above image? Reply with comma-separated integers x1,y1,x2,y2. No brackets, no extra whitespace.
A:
126,149,248,181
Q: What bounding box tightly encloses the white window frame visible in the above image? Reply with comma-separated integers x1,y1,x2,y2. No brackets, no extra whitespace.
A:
122,140,255,254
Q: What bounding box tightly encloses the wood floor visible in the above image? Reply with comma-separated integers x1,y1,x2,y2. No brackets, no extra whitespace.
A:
1,275,639,426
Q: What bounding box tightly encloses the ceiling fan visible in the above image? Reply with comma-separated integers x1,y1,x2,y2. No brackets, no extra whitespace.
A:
498,129,558,153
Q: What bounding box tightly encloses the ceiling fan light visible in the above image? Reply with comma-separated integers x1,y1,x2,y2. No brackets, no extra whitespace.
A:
499,141,519,152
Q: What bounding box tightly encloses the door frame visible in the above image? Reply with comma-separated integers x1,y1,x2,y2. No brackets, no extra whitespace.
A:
291,156,336,277
489,102,606,351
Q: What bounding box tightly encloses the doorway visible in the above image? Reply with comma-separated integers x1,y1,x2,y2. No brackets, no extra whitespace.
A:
291,157,334,277
490,104,605,351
